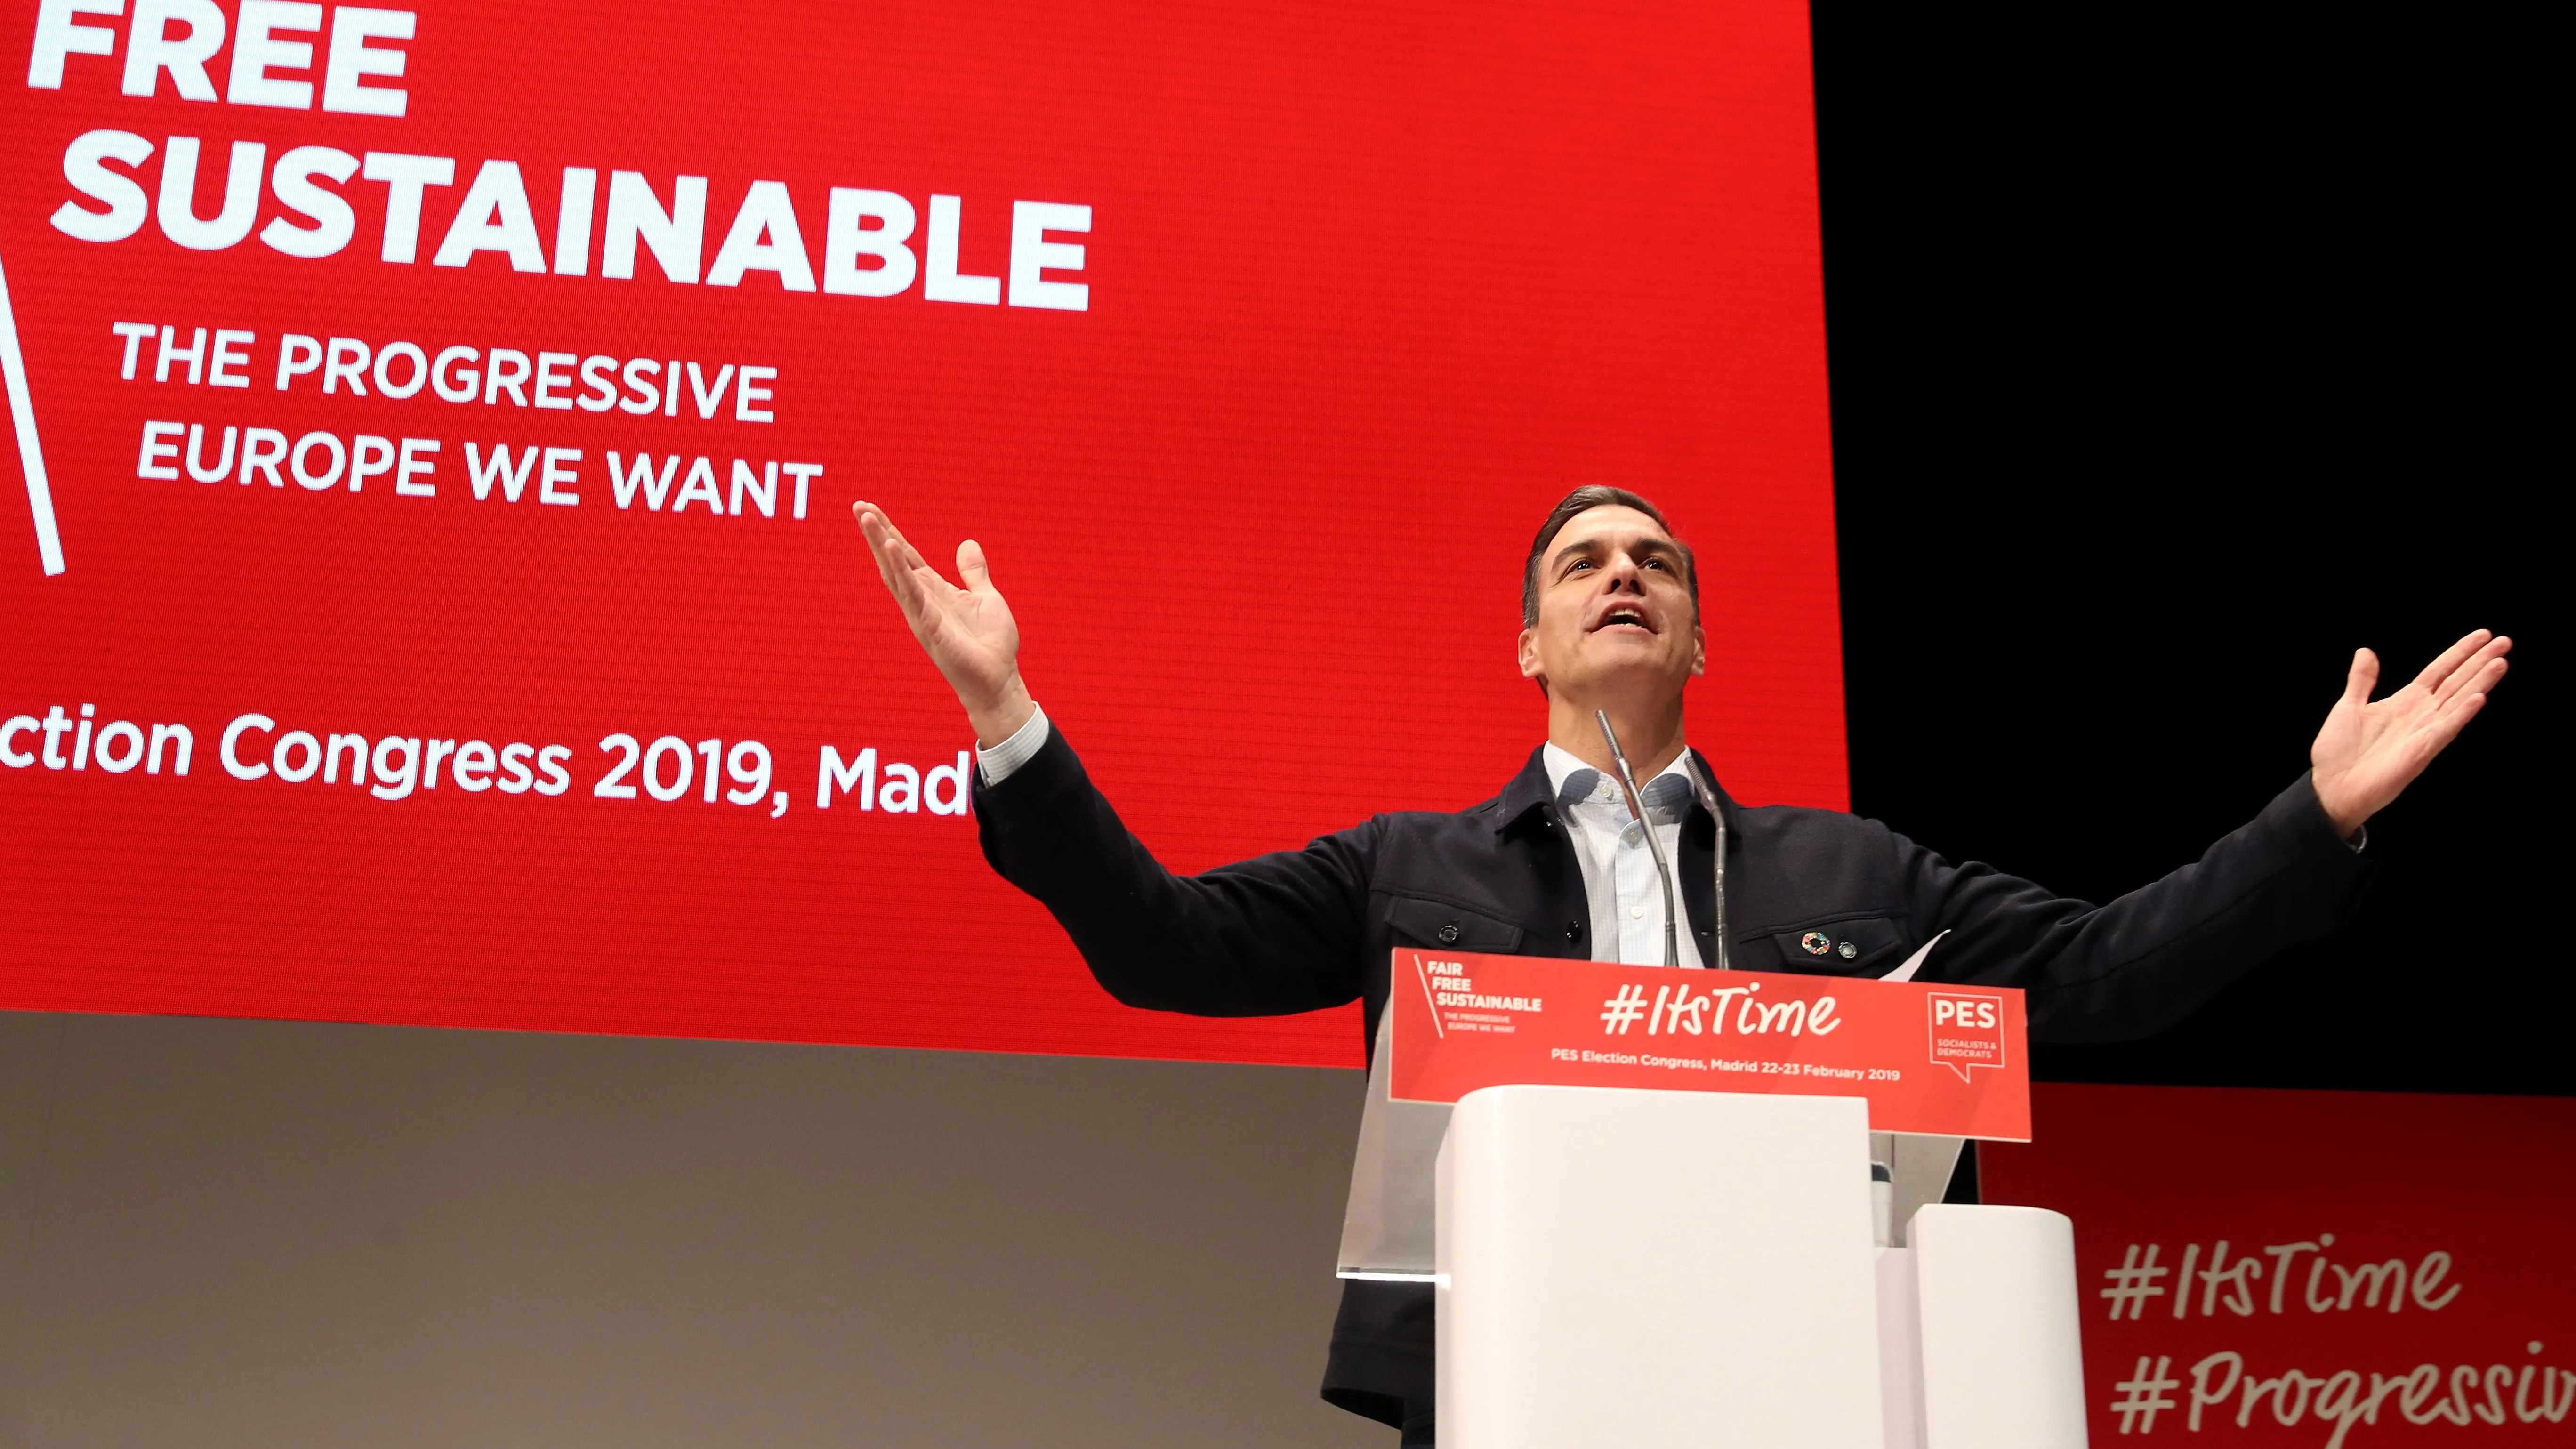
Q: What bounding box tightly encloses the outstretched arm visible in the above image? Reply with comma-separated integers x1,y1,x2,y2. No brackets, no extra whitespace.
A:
2310,629,2511,838
1908,630,2514,1040
852,500,1036,747
850,501,1372,1016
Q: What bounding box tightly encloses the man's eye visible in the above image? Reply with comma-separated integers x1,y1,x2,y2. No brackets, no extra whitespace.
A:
1566,559,1594,573
1643,557,1667,571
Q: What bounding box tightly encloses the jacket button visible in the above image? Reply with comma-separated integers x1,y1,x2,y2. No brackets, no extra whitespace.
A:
1437,923,1460,943
1564,922,1582,942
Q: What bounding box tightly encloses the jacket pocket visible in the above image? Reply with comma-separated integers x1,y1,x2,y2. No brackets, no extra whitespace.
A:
1385,896,1527,955
1765,915,1907,976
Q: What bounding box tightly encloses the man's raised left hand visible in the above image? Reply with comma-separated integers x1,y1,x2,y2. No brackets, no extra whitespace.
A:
2310,629,2512,838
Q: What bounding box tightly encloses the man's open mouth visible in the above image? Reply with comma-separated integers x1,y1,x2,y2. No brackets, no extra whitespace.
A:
1591,605,1655,634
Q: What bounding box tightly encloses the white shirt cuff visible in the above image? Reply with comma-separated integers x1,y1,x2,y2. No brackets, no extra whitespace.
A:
975,704,1051,786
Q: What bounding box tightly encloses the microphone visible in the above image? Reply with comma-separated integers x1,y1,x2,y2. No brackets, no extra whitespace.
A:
1594,709,1681,968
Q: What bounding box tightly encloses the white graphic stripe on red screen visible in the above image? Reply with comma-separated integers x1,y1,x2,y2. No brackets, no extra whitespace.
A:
0,246,65,576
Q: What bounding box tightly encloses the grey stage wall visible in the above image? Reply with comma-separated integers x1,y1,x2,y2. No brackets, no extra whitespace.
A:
0,1011,1385,1449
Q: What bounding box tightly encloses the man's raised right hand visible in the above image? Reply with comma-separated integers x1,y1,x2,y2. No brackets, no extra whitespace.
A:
853,500,1036,748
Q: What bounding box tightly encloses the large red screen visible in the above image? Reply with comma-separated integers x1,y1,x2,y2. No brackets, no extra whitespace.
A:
1,0,1845,1066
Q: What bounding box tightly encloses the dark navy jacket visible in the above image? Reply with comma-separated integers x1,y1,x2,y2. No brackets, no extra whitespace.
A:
973,723,2373,1427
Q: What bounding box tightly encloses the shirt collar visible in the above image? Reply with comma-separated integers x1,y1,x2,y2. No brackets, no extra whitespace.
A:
1541,741,1699,805
1496,741,1744,843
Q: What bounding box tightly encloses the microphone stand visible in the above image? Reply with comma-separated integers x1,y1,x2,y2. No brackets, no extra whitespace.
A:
1594,710,1681,968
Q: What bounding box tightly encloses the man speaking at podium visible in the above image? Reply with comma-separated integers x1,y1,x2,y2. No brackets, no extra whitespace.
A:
853,486,2507,1443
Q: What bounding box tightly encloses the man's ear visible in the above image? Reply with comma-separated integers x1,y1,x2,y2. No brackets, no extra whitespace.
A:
1690,624,1707,678
1518,627,1546,686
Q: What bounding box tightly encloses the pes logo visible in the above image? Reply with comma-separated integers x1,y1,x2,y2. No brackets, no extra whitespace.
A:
1925,992,2007,1082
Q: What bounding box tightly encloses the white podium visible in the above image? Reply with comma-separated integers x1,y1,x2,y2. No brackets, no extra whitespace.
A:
1433,1084,2086,1449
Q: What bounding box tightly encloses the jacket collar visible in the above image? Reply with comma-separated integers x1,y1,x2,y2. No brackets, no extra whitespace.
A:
1495,747,1558,833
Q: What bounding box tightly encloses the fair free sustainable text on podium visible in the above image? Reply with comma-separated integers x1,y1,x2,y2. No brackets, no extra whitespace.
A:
1387,949,2030,1140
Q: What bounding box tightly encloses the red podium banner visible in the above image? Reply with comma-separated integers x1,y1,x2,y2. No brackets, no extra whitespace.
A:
1387,950,2031,1140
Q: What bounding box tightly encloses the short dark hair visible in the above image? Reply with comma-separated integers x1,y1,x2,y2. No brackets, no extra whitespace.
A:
1521,486,1700,629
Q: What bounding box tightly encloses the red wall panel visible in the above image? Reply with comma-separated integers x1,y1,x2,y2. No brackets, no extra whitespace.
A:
1,0,1844,1064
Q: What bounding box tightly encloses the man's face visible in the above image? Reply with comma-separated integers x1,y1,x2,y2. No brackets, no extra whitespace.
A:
1518,505,1706,701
